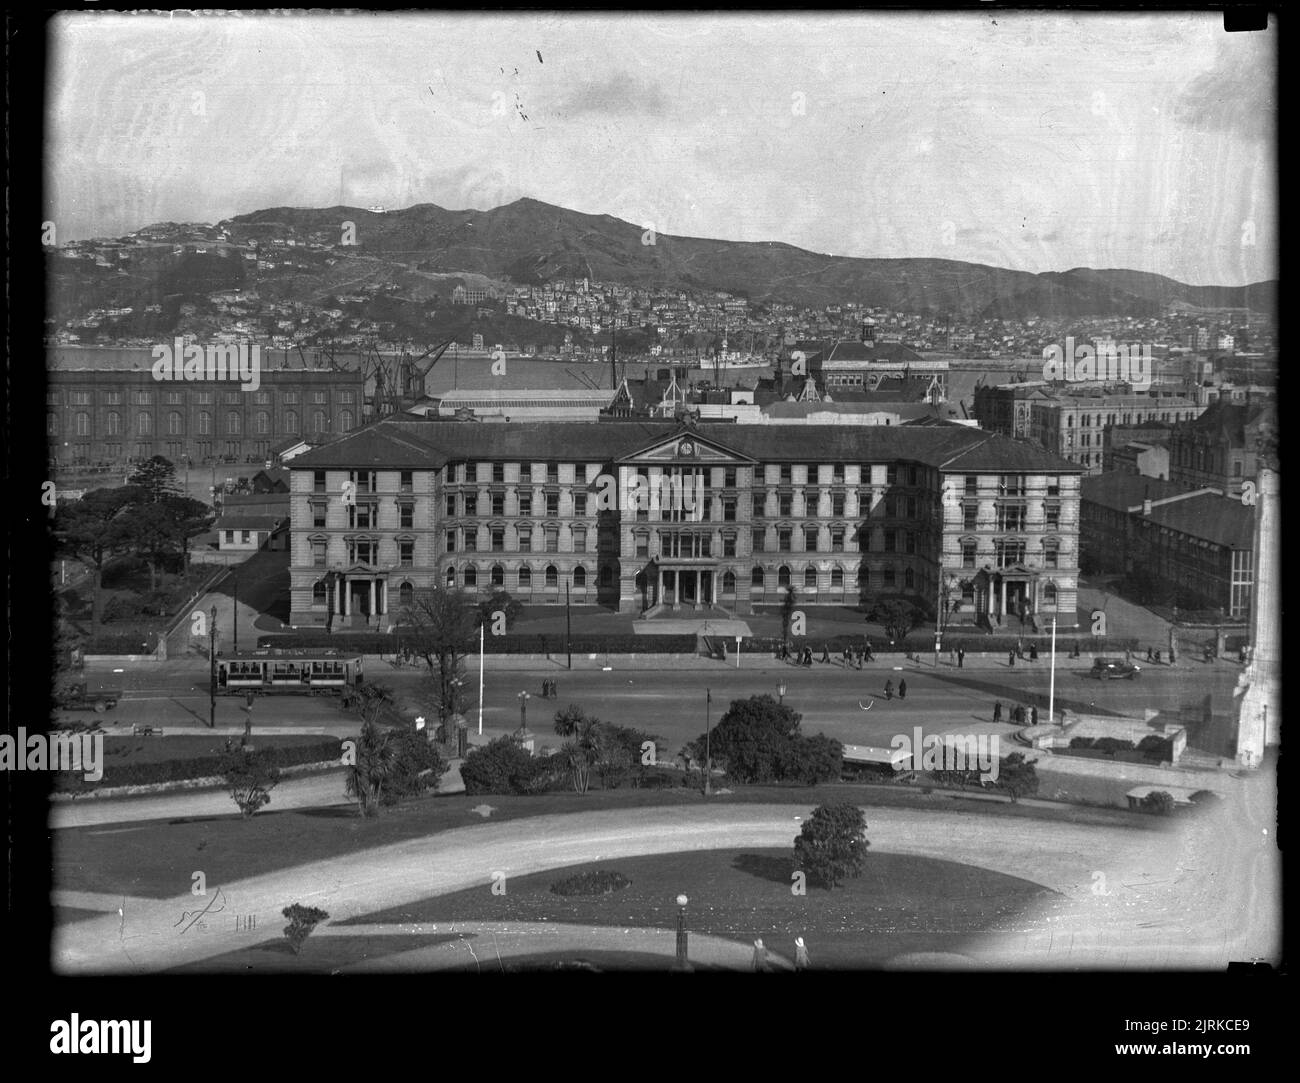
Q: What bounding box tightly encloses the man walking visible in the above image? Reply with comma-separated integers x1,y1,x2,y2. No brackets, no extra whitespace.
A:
898,678,907,700
993,700,1003,724
1008,649,1016,667
821,643,831,665
1030,704,1039,726
884,679,894,701
957,647,965,669
752,938,770,973
794,937,811,971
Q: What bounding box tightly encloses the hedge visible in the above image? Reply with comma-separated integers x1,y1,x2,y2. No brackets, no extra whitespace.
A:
52,737,344,793
84,632,160,655
742,634,1140,656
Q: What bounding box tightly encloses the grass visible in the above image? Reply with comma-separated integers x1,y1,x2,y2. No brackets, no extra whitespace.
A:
91,733,331,770
340,847,1059,969
53,780,1149,900
166,933,461,974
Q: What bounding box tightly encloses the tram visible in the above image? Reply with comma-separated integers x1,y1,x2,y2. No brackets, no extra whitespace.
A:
214,649,364,700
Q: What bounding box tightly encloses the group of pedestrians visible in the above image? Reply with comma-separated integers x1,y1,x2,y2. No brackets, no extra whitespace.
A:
780,640,875,667
751,937,812,972
992,700,1038,726
540,678,558,698
883,678,907,701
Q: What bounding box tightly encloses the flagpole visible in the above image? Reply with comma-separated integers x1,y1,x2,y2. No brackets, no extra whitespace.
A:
1048,616,1057,725
478,620,485,736
704,688,712,796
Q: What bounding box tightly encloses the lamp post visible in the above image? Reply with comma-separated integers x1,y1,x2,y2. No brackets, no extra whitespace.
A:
208,605,217,729
703,689,712,796
673,894,691,971
565,578,572,670
777,680,787,706
232,574,239,652
518,690,530,734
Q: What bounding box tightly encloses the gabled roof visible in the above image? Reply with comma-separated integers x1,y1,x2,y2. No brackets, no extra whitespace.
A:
1142,493,1255,549
1080,472,1193,513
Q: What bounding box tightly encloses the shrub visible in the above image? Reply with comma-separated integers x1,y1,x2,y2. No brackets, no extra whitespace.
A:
1136,735,1173,760
1069,737,1096,749
382,727,449,805
1140,790,1176,815
221,747,282,817
1093,737,1136,754
550,869,631,896
992,753,1038,803
282,903,329,954
697,695,841,785
792,802,870,889
460,736,552,795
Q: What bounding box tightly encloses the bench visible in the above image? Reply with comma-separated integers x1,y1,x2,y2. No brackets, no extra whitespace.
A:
132,725,162,737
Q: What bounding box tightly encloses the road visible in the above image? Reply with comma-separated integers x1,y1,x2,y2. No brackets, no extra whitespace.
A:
76,652,1243,758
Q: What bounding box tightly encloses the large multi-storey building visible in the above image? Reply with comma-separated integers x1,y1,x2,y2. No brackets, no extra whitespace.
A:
45,347,366,471
1030,391,1203,474
286,418,1082,631
1167,399,1277,497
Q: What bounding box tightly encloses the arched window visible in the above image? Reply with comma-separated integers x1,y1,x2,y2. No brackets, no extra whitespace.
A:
518,566,532,588
445,566,456,587
137,412,153,435
226,411,241,435
778,565,791,587
804,567,818,588
545,564,559,587
312,580,327,606
1043,584,1058,607
284,410,299,434
491,564,505,588
464,565,478,587
399,581,414,608
831,567,844,587
751,566,765,587
339,409,354,432
573,565,587,587
106,412,122,435
313,410,327,432
198,411,212,435
75,412,91,436
168,412,184,435
723,570,736,594
255,411,270,434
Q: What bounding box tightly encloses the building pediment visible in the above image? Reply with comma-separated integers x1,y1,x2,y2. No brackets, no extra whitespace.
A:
616,429,756,466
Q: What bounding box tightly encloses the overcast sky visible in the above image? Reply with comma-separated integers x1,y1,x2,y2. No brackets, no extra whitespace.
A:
47,11,1275,285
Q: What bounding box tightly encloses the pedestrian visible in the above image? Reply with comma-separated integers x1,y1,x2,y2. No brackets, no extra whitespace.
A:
821,643,831,665
993,700,1002,724
1239,645,1248,665
855,647,864,669
551,679,558,699
794,937,811,971
1146,646,1154,663
1008,649,1016,667
843,646,851,668
1030,643,1038,661
1030,704,1039,726
752,938,770,972
804,646,813,667
898,678,907,700
884,679,894,700
957,647,965,669
949,647,956,667
1017,638,1024,659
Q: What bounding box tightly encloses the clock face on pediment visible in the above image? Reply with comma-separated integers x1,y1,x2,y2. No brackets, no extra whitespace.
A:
618,433,754,466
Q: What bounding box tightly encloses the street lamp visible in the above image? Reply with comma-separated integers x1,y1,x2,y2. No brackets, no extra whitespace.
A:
517,690,530,734
208,605,217,729
674,894,691,971
777,681,787,706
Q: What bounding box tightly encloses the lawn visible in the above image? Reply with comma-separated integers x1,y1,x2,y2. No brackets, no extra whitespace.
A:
340,847,1060,969
53,781,1147,900
91,733,332,769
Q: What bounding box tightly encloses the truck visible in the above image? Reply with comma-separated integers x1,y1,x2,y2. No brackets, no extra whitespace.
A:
53,680,122,713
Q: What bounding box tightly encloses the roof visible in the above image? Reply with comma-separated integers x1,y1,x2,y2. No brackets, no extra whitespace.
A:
1142,493,1255,549
222,492,289,509
425,358,615,394
816,340,928,365
1080,473,1190,513
215,514,284,531
293,417,1083,473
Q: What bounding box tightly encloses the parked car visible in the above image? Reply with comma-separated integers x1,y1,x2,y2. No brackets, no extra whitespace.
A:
1090,658,1141,680
53,681,122,712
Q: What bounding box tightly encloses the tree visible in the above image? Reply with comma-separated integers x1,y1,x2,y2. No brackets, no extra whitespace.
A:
344,720,398,817
127,455,182,503
793,802,870,888
460,736,549,795
400,587,478,729
478,590,523,631
221,747,281,816
780,586,798,641
113,501,188,591
868,598,925,643
282,903,329,954
994,753,1038,803
53,486,144,637
696,694,841,785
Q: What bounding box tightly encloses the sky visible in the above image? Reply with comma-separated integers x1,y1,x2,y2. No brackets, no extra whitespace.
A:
46,11,1276,286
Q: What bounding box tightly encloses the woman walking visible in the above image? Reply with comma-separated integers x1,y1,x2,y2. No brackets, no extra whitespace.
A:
884,679,895,701
993,700,1003,724
898,678,908,701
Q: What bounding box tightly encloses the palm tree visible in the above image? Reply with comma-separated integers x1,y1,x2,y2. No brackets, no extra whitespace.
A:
344,720,397,817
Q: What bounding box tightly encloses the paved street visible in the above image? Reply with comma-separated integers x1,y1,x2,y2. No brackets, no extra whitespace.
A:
76,650,1243,758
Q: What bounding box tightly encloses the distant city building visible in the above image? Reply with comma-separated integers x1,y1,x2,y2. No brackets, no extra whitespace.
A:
1167,399,1276,496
